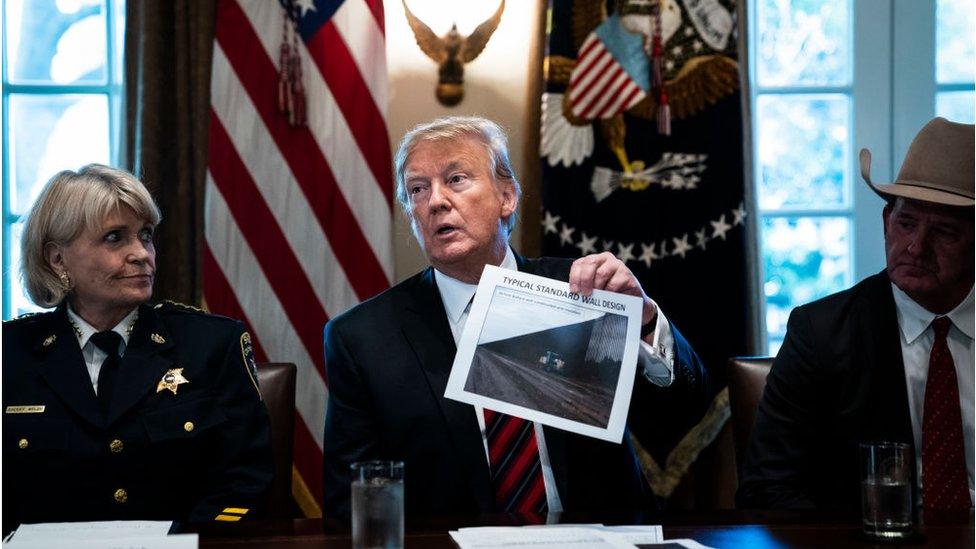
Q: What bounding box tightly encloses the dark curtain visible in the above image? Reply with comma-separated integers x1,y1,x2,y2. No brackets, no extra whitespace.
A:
123,0,217,305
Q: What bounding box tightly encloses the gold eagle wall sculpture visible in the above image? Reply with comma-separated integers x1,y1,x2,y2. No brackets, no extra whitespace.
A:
403,0,505,106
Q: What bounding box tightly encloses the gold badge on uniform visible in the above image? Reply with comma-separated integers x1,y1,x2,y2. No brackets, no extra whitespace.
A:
42,335,57,347
156,368,189,395
151,333,166,344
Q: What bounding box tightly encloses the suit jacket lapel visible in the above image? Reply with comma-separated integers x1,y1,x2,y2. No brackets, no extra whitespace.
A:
399,268,494,511
862,272,914,443
106,303,175,426
35,306,103,429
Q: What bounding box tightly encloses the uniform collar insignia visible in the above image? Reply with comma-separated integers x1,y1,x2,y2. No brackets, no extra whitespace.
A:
151,333,166,344
42,334,57,347
157,368,189,395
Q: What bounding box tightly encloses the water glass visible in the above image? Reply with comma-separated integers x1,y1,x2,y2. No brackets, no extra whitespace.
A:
351,460,404,549
860,442,913,539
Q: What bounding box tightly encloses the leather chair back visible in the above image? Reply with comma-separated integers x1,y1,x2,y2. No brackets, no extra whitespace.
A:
257,362,297,517
727,357,773,473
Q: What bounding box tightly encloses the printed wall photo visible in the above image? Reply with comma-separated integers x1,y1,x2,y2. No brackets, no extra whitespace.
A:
464,286,628,428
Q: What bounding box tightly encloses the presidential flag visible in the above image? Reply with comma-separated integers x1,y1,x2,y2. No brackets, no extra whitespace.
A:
541,0,747,501
203,0,393,516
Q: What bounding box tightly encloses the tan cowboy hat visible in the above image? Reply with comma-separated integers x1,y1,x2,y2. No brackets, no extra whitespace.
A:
860,117,975,207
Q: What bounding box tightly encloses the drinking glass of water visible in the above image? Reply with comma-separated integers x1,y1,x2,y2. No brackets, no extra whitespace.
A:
860,442,913,539
351,460,404,549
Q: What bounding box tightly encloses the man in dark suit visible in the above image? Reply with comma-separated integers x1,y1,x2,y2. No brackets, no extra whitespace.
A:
738,117,974,512
323,116,708,518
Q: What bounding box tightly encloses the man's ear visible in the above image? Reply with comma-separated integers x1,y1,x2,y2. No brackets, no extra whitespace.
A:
499,181,517,219
44,242,66,274
882,203,892,235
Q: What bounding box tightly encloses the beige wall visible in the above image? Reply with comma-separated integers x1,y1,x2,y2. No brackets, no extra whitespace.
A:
384,0,544,282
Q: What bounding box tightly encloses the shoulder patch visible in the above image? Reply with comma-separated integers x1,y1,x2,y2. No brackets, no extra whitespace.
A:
240,332,262,399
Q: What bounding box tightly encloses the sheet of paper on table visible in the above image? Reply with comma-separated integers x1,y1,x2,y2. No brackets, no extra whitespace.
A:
449,524,714,549
445,265,643,443
450,525,638,548
4,521,196,549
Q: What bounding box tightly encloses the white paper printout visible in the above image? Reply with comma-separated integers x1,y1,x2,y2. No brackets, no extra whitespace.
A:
445,265,642,442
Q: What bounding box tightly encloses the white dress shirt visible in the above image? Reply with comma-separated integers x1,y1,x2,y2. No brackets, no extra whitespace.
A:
433,248,677,513
891,284,974,504
66,306,138,394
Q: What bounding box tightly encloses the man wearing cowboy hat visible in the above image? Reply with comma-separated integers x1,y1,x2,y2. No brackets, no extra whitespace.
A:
737,117,974,512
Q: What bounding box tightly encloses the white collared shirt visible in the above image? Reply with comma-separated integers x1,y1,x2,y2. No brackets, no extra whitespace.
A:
891,284,975,504
67,306,138,395
433,248,678,513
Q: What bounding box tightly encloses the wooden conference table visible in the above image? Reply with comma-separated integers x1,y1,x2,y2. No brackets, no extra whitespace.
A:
191,509,974,548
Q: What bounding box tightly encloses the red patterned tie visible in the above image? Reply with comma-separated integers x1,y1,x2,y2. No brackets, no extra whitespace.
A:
922,316,972,510
484,408,548,514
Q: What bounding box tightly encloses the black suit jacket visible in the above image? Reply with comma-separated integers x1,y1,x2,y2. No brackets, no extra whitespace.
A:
323,255,708,518
737,271,916,511
2,302,274,530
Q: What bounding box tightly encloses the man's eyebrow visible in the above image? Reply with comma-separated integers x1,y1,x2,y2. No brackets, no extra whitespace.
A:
443,160,471,172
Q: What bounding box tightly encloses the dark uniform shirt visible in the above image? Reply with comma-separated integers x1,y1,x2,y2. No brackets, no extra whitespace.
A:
2,301,273,531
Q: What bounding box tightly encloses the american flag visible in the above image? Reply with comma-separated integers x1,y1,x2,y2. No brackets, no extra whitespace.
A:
568,15,649,120
204,0,392,517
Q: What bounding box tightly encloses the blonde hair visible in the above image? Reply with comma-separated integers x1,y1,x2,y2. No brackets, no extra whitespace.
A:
20,164,162,308
393,116,522,235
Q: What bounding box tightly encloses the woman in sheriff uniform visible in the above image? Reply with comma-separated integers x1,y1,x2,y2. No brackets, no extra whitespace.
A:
2,164,273,531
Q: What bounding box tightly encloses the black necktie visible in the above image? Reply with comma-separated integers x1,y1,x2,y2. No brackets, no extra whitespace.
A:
91,331,123,414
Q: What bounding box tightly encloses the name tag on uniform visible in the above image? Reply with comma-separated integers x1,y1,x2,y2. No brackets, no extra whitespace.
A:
5,405,45,414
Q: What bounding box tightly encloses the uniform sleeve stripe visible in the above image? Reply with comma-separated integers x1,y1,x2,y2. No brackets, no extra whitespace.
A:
215,514,243,522
222,507,249,514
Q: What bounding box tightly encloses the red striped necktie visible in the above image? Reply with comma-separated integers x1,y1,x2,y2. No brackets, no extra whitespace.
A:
922,316,971,510
484,408,548,514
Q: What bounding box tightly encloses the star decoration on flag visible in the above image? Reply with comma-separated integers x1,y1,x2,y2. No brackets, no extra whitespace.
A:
732,202,747,225
576,232,598,255
295,0,317,17
671,234,692,258
543,203,745,270
542,211,561,234
616,242,635,263
559,223,575,246
694,228,708,250
639,243,658,268
711,214,731,240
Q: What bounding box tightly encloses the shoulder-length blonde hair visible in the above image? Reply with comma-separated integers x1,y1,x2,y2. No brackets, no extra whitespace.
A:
20,164,162,308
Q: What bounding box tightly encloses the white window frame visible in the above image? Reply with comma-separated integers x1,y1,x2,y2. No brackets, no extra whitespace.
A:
1,0,125,319
749,0,962,352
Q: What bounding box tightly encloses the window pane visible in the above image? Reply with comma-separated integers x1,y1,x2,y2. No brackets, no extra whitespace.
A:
937,90,976,123
112,0,126,82
757,94,850,210
937,0,976,83
9,222,46,317
762,216,851,344
8,94,110,215
4,0,107,84
756,0,850,86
